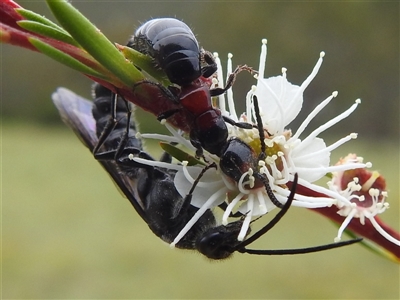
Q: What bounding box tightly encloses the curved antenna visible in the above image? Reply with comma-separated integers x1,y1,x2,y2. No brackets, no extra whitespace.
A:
252,95,266,157
254,173,284,208
234,173,298,251
240,238,362,255
253,95,283,208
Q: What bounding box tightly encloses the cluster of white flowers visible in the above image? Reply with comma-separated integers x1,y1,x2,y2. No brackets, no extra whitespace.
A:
132,39,399,248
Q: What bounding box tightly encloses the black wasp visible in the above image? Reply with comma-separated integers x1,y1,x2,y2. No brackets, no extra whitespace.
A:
52,85,362,260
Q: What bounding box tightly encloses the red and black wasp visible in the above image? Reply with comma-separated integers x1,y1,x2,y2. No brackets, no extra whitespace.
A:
99,17,254,159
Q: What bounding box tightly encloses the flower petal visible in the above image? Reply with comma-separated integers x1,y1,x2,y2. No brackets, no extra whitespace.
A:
256,76,302,134
290,137,330,182
174,166,226,208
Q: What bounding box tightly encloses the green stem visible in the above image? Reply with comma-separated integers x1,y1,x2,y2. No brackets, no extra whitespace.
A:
46,0,144,87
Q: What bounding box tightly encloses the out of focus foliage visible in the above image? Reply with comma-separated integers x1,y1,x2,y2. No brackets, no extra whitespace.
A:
2,1,399,140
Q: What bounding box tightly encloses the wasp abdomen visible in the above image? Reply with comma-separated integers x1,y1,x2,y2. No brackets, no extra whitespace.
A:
128,18,202,86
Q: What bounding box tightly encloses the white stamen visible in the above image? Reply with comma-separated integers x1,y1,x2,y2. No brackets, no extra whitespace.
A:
291,91,337,141
139,133,179,143
238,170,251,194
222,193,243,225
334,205,357,242
294,133,358,160
164,123,197,151
296,177,351,205
274,185,335,207
295,99,360,152
214,52,226,114
368,217,400,246
132,157,183,171
226,53,238,121
170,187,226,247
294,162,368,174
245,89,254,123
258,39,267,79
257,190,268,214
238,197,254,241
292,52,325,105
181,163,195,184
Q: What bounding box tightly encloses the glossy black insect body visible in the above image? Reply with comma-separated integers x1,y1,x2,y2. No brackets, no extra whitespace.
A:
128,18,216,86
54,85,219,248
128,18,254,157
53,86,362,260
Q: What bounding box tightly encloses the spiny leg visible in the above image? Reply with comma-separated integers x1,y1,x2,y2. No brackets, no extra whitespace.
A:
210,64,257,97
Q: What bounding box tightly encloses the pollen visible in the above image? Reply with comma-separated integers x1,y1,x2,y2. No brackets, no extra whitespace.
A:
265,142,282,157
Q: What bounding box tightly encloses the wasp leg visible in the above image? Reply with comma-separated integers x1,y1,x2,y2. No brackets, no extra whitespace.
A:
210,65,257,97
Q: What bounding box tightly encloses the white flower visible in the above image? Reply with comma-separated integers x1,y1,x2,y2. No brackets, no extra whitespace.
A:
328,154,399,246
133,39,371,247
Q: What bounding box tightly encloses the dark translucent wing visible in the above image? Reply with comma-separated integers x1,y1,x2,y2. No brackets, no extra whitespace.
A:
52,88,148,222
52,88,97,150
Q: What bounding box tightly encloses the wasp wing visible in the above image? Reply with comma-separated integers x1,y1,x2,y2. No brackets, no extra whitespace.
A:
52,88,148,223
52,88,97,149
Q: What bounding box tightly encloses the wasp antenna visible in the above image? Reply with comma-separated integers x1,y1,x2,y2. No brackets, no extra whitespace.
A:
235,173,298,250
254,173,284,209
252,95,266,158
242,238,363,255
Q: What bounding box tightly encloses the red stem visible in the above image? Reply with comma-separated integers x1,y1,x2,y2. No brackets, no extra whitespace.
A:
292,183,400,260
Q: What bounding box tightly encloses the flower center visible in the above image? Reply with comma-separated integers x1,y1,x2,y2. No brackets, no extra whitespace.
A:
339,169,386,208
248,138,285,173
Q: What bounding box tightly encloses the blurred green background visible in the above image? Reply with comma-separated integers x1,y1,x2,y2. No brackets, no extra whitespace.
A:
2,1,399,299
